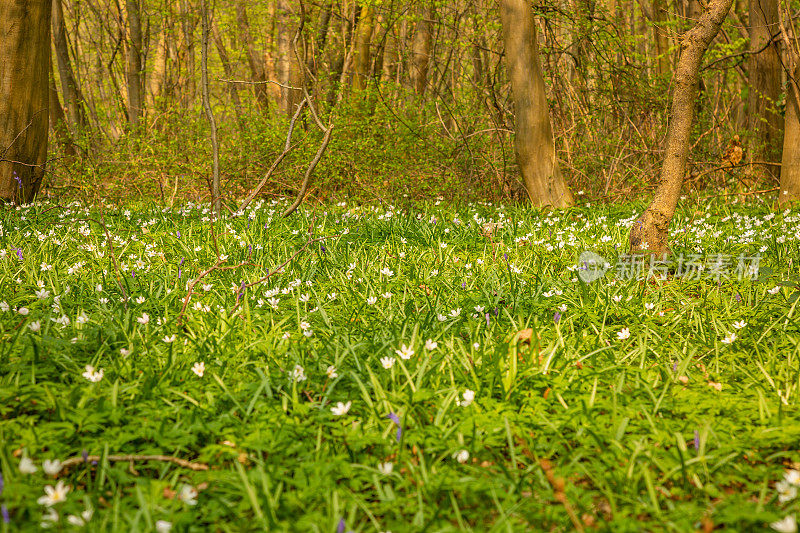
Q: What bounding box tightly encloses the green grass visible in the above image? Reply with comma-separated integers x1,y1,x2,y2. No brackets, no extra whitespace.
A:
1,197,799,531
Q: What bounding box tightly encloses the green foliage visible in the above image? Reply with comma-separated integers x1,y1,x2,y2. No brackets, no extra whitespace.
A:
1,198,799,530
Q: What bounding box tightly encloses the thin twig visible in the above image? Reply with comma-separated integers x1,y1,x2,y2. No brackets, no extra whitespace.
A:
61,454,208,471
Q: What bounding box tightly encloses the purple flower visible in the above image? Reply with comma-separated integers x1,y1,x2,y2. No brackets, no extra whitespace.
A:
82,449,89,462
337,518,346,533
176,230,181,238
237,281,246,302
131,271,136,278
504,253,508,261
179,258,185,266
12,171,22,189
387,412,402,442
178,268,182,279
0,470,4,495
461,282,466,289
1,504,8,524
485,313,490,327
554,312,561,324
14,248,22,261
672,361,678,372
693,430,700,450
735,293,741,302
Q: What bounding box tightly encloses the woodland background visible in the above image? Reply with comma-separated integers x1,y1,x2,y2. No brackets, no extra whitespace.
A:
37,0,796,205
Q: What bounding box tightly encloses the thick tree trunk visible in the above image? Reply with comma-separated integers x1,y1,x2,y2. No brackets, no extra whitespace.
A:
629,0,734,254
409,4,434,97
52,0,86,130
780,65,800,206
125,0,144,125
746,0,782,184
0,0,52,203
499,0,574,208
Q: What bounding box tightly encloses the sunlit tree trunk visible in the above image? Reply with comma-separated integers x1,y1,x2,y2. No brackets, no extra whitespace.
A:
0,0,52,202
352,3,374,91
629,0,734,254
499,0,574,208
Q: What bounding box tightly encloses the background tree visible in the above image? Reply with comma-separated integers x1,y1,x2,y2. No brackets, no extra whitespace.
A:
629,0,735,254
0,0,52,203
499,0,574,207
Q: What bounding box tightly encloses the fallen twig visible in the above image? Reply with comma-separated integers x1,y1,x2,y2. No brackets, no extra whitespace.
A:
61,454,208,471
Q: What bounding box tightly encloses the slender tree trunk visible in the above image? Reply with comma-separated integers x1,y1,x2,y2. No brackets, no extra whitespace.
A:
235,1,271,114
780,65,800,206
212,23,245,129
307,0,334,77
179,0,196,107
49,60,77,161
276,0,302,114
0,0,52,202
52,0,86,130
652,0,671,76
499,0,574,208
746,0,782,184
147,16,170,109
409,4,434,97
629,0,734,254
352,3,374,91
125,0,144,126
200,0,220,216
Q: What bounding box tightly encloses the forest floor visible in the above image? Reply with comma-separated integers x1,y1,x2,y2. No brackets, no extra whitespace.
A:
1,197,799,531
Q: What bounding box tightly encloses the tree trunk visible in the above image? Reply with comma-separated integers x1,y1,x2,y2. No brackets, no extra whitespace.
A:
212,22,245,129
125,0,144,126
52,0,86,130
780,65,800,206
746,0,782,184
352,3,374,91
409,4,434,97
499,0,574,208
652,0,671,76
147,17,171,109
276,0,302,114
0,0,52,203
235,1,271,114
49,60,77,162
629,0,734,254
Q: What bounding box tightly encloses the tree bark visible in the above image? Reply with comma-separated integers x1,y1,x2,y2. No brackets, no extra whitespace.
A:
147,15,171,109
352,3,374,91
125,0,144,125
212,22,245,129
629,0,734,254
49,60,77,162
235,1,271,114
276,0,302,114
499,0,574,208
52,0,86,129
409,4,434,97
780,65,800,206
746,0,782,184
0,0,52,203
